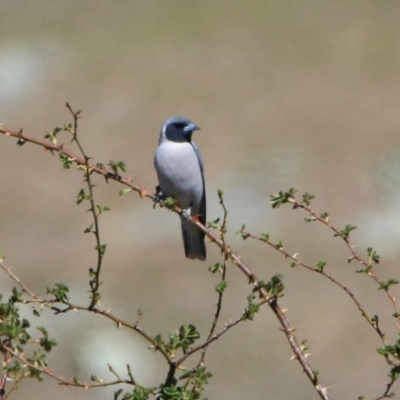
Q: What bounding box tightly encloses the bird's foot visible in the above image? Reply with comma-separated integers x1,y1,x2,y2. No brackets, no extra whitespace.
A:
180,208,192,224
153,185,167,209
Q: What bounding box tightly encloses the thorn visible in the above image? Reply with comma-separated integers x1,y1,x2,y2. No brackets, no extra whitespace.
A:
292,253,299,259
281,308,289,313
290,354,298,361
192,214,201,223
304,353,311,358
139,189,145,198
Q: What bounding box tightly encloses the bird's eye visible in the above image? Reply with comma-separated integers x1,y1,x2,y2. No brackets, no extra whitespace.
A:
174,123,186,130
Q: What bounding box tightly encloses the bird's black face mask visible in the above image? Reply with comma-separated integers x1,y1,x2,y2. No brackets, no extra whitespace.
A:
165,123,192,143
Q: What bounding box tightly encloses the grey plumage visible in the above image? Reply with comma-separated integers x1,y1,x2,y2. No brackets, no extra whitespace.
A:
154,116,206,260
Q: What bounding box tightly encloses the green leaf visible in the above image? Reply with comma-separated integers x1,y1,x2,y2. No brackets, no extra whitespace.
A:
356,267,370,274
315,260,326,272
96,244,107,256
109,160,126,175
164,197,177,210
207,218,221,230
37,326,57,351
300,340,310,351
304,215,316,222
90,375,103,383
260,232,269,242
131,386,154,400
63,122,73,133
236,224,249,240
245,294,260,320
168,324,200,354
253,274,284,297
44,126,63,144
84,223,94,233
215,280,227,294
16,138,26,146
119,188,132,197
77,188,90,204
208,263,223,274
334,224,357,240
301,192,315,206
367,247,380,264
46,283,69,302
379,279,399,292
72,376,81,385
96,205,111,214
270,188,297,209
390,365,400,380
59,153,73,169
320,212,330,222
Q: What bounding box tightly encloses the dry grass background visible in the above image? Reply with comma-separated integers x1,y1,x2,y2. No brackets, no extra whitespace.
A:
1,1,400,399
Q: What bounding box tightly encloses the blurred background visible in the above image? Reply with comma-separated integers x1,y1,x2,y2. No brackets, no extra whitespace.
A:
1,1,400,399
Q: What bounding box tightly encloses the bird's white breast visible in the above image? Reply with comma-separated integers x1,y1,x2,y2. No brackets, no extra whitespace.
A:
154,141,203,209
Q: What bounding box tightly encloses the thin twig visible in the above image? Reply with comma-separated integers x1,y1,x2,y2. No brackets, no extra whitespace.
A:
0,262,172,364
290,197,399,318
0,126,331,400
1,343,130,390
201,190,229,364
65,103,105,309
240,229,391,360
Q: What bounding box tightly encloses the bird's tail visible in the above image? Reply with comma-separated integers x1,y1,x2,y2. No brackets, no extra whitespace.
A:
181,222,206,260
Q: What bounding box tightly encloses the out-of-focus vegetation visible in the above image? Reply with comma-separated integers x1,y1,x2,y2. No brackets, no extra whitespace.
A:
1,1,400,399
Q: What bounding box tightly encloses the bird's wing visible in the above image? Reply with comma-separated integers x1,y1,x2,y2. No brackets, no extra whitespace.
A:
191,142,206,225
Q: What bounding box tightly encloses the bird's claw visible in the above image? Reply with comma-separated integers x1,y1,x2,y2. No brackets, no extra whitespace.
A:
153,185,167,209
180,209,191,224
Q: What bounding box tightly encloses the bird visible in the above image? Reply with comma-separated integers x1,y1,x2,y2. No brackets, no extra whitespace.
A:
154,116,206,260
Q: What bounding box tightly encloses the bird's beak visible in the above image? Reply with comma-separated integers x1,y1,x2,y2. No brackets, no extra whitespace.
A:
183,123,200,133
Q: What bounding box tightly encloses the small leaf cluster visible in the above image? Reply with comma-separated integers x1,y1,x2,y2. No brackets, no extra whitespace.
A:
60,153,73,169
44,126,63,144
173,366,213,400
114,386,155,400
0,289,57,383
46,283,69,303
378,338,400,359
245,294,260,321
253,274,285,298
334,224,357,240
0,289,30,345
377,335,400,383
367,247,380,265
109,160,126,175
270,188,297,209
151,325,200,357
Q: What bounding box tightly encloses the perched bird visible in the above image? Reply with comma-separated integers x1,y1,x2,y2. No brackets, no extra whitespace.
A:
154,116,206,260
